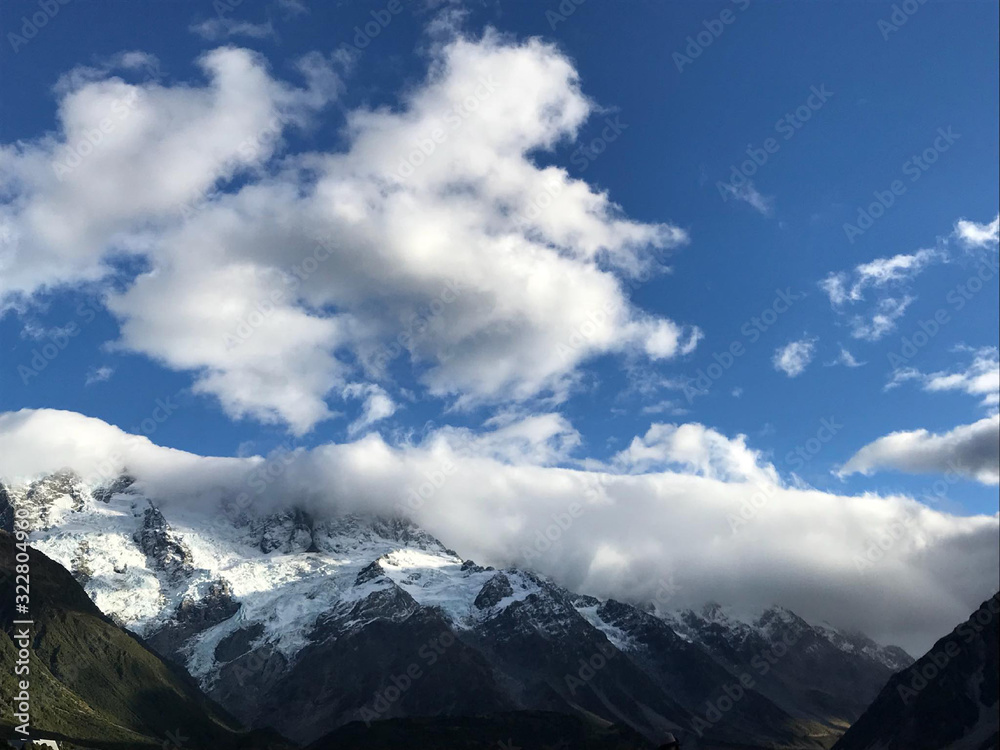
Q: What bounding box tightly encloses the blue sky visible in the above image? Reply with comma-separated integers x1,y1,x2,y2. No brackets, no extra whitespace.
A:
1,0,997,520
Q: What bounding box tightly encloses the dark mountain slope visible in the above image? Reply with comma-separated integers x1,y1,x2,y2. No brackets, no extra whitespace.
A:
0,531,289,749
307,710,653,750
833,593,999,750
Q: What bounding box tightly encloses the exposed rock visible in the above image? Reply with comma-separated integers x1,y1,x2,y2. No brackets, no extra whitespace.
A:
474,572,514,610
216,623,266,663
92,473,136,503
133,502,193,581
146,579,240,664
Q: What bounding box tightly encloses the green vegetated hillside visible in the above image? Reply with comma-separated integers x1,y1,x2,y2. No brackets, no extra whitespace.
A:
0,531,288,749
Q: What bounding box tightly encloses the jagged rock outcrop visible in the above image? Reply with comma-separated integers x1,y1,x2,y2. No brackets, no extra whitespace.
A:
134,502,194,581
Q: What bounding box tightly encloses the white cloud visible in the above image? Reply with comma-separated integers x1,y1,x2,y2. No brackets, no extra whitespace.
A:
613,422,779,484
640,399,689,416
0,407,996,655
827,346,865,368
887,347,1000,409
838,415,1000,485
345,383,398,435
0,33,699,434
849,295,914,341
820,248,943,341
190,18,276,40
773,337,816,377
954,214,999,249
85,365,114,385
719,180,773,216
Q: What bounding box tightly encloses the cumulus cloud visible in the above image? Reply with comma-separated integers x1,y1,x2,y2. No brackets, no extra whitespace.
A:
613,422,779,484
820,248,942,342
954,214,999,249
0,33,698,433
887,346,1000,409
0,407,996,654
838,415,1000,485
773,337,816,377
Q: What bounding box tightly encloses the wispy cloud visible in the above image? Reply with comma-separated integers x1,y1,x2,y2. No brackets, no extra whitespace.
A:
887,346,999,409
190,18,275,40
819,247,943,341
719,180,774,216
826,346,866,368
85,366,114,386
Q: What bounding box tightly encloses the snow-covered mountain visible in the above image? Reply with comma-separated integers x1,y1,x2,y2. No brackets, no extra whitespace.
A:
1,470,914,746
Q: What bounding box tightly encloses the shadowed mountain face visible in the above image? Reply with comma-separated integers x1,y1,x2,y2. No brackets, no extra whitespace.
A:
0,531,289,749
306,711,654,750
833,593,1000,750
3,473,918,748
662,603,913,737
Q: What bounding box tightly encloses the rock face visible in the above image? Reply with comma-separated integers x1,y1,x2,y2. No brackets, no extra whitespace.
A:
6,470,920,747
833,594,1000,750
0,482,13,533
134,503,194,581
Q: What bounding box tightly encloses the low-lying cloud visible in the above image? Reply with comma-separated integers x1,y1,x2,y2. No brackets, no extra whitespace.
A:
1,407,996,655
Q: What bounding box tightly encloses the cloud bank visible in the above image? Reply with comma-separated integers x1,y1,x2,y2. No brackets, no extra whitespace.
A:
1,407,996,654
